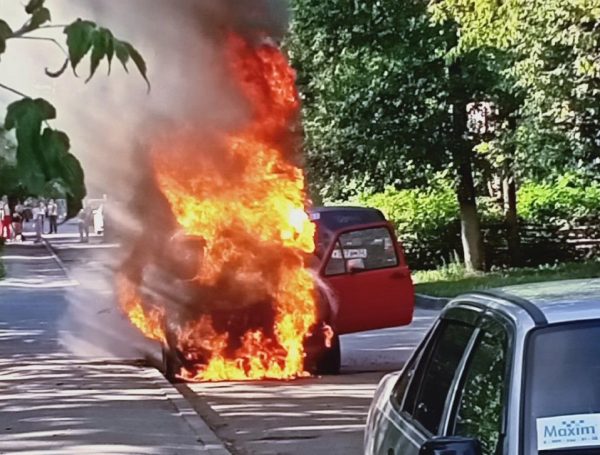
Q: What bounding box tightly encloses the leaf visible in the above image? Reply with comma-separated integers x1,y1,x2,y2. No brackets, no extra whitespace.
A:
87,30,107,82
25,0,45,14
98,28,115,74
0,19,13,56
123,42,151,91
114,40,130,72
0,20,12,39
28,7,51,31
4,98,57,194
64,19,96,75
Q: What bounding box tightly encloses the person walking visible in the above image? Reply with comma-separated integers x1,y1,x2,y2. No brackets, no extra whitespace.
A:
77,202,93,243
38,198,46,234
47,199,58,234
32,202,44,243
12,200,24,242
1,196,12,241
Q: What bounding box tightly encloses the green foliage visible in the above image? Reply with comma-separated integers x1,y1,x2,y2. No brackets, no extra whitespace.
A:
518,175,600,225
64,20,150,89
288,0,457,200
0,1,148,216
435,0,600,179
353,181,462,267
3,101,86,217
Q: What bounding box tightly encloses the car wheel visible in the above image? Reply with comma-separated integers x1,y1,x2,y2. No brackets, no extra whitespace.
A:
316,333,341,375
304,327,341,375
161,343,180,382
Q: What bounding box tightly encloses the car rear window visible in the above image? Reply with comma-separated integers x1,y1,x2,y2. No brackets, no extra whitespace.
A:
312,209,387,258
523,320,600,455
311,209,385,232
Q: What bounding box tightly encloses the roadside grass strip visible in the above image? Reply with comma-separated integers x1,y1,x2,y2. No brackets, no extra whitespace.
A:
414,260,600,297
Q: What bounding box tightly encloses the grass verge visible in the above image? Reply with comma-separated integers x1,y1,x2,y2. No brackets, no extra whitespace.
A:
414,260,600,297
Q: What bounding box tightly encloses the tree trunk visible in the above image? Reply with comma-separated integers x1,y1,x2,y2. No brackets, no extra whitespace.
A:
457,156,485,272
504,117,520,267
503,176,520,266
449,62,485,272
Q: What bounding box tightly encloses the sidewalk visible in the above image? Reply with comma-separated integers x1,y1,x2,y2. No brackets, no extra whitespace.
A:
0,240,230,455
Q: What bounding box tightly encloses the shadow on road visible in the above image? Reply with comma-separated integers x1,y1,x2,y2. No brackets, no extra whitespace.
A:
178,372,385,455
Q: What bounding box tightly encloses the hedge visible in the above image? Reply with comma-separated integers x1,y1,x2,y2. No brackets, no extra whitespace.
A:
350,175,600,269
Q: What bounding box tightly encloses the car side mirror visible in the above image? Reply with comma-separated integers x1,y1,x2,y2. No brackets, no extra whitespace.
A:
419,437,482,455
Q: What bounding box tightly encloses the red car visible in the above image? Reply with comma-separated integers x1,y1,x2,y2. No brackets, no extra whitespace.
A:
156,206,415,378
304,207,415,373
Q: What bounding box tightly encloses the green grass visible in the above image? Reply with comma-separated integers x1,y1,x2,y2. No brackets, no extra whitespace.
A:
414,260,600,297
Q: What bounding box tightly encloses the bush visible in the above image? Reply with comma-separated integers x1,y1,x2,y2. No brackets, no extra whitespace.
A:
518,174,600,225
353,181,462,269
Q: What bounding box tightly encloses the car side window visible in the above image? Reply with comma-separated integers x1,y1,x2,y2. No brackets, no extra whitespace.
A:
451,319,509,455
392,333,429,408
403,320,476,435
324,240,346,275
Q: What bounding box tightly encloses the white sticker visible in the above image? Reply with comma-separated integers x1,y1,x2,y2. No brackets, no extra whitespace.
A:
537,414,600,451
331,248,367,259
309,212,321,221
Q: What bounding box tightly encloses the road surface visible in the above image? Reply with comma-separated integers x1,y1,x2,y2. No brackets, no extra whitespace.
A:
48,231,438,455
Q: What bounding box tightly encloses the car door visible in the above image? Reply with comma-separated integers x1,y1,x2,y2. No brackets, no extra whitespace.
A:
371,307,481,455
319,222,414,334
446,314,513,455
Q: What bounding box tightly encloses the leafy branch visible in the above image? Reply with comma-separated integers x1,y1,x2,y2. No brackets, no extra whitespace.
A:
0,0,150,217
0,0,149,90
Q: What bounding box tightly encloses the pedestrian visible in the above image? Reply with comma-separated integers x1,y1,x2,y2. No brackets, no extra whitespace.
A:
47,198,58,234
77,202,93,243
32,202,43,243
0,195,12,241
38,198,46,234
12,200,24,242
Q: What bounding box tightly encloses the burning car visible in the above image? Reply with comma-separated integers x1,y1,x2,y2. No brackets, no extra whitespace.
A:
120,205,414,380
116,32,413,382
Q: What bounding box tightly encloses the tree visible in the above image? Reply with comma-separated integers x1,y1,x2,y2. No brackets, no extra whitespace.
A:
288,0,496,270
433,0,600,264
0,0,148,217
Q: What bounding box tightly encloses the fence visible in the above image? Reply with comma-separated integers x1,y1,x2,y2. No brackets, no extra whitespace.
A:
403,220,600,271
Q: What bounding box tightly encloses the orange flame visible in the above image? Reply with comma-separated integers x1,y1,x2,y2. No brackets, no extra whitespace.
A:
116,275,167,344
120,33,318,381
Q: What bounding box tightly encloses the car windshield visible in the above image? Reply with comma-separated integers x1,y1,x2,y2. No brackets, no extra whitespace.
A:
524,320,600,455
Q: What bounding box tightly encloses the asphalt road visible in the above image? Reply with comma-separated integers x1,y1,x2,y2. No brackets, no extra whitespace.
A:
48,229,438,455
175,308,437,455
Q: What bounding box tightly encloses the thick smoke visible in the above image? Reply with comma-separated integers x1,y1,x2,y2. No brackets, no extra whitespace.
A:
0,0,293,360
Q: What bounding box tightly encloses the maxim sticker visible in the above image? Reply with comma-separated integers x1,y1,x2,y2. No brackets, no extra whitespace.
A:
537,414,600,451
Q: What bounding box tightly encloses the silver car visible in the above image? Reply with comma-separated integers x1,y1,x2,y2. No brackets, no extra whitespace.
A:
364,279,600,455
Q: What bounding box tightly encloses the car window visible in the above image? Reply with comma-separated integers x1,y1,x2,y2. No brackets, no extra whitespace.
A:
392,327,432,408
523,320,600,455
451,319,509,455
324,240,346,275
403,320,476,435
324,227,397,276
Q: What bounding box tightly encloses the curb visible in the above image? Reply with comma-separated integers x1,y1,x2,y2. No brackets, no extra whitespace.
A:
415,293,450,310
144,368,232,455
41,238,80,286
44,238,230,453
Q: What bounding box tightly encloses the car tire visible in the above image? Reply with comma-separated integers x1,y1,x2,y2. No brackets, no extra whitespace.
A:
304,329,341,375
316,333,341,375
162,344,180,383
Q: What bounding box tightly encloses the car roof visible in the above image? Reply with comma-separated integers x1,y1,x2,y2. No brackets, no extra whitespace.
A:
460,278,600,325
309,206,384,215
